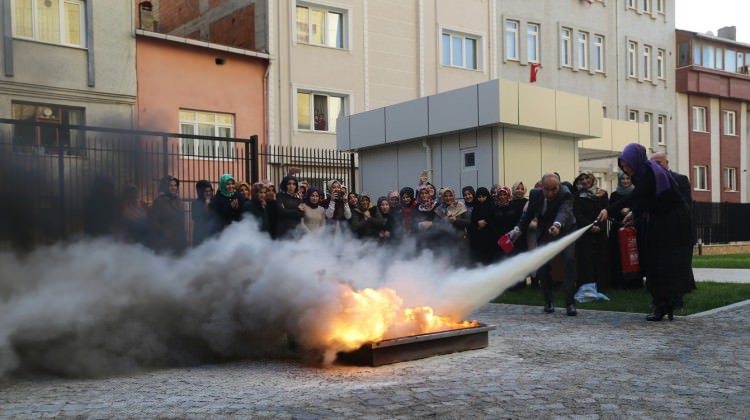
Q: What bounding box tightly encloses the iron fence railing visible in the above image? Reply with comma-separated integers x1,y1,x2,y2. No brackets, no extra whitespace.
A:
692,201,750,245
0,119,356,250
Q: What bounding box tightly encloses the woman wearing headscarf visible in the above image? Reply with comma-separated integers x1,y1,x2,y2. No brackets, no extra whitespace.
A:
435,187,469,238
608,171,642,289
148,175,187,253
462,186,476,220
468,187,498,265
191,179,215,245
351,193,384,239
237,181,252,201
275,176,304,238
413,186,438,232
210,173,243,233
573,171,610,290
376,196,397,243
322,179,351,230
597,143,693,321
243,182,271,235
398,187,417,237
301,186,326,233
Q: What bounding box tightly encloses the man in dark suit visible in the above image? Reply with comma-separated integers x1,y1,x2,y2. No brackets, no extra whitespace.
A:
508,173,578,315
651,152,697,290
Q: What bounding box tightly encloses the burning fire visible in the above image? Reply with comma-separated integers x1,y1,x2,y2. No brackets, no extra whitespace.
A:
324,285,478,351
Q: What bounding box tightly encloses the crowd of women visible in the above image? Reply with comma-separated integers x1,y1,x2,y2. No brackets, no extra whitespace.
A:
107,142,694,321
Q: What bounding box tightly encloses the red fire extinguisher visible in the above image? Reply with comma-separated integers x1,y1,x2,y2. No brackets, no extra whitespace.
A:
618,226,640,279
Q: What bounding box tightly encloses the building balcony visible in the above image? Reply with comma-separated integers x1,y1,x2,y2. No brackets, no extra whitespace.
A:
676,65,750,101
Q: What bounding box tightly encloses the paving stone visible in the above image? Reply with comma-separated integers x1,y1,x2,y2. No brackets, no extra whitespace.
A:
0,303,748,417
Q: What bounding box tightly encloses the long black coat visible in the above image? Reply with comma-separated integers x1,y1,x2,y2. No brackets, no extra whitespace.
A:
468,201,497,264
274,192,303,238
210,193,243,233
608,168,693,308
573,190,610,288
148,193,187,253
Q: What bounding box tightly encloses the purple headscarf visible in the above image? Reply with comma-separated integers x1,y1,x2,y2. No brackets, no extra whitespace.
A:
304,186,321,208
618,143,674,196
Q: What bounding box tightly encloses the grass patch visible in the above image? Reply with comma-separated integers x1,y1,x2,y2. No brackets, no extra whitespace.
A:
692,253,750,269
492,282,750,316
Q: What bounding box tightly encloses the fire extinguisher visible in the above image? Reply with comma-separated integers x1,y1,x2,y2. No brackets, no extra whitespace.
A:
618,226,640,279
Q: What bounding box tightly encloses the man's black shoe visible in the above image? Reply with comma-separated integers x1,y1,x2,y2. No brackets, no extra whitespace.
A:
566,304,577,316
543,302,555,313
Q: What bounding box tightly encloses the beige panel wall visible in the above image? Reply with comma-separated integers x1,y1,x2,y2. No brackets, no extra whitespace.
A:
501,128,541,190
588,98,603,138
556,91,589,135
499,79,519,125
581,118,613,150
541,133,578,182
518,83,555,131
611,119,640,152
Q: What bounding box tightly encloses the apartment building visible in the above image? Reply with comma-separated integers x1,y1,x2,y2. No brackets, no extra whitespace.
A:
268,0,675,188
0,0,137,142
675,28,750,203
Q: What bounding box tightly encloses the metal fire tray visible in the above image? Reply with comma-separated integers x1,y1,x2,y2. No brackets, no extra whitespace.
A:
337,323,496,366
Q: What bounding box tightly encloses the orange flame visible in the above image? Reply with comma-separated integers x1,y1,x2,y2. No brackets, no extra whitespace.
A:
323,285,478,351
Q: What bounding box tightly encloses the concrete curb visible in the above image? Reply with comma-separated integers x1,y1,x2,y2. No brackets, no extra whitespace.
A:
687,298,750,318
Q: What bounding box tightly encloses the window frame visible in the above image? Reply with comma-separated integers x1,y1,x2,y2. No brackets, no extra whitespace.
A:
694,165,708,191
526,22,540,64
627,40,637,78
692,106,707,132
504,19,520,61
11,0,87,48
592,34,605,73
656,114,666,145
442,31,480,70
576,31,589,70
10,101,86,155
724,167,738,191
722,110,737,136
295,2,347,49
643,45,652,80
178,110,236,159
655,0,664,13
296,90,346,133
628,109,639,122
462,150,477,170
656,49,665,79
642,0,651,13
627,0,636,9
560,27,572,68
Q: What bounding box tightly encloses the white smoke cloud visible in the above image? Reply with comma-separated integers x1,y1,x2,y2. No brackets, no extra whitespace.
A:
0,219,589,378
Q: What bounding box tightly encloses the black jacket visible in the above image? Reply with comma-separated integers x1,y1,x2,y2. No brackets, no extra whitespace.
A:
274,192,303,238
517,186,576,241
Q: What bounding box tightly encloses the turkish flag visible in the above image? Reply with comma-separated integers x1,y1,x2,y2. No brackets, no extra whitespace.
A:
530,63,541,83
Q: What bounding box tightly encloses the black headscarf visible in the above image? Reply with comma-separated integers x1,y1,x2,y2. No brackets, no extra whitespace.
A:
304,186,321,209
158,176,179,198
195,179,211,199
279,176,298,196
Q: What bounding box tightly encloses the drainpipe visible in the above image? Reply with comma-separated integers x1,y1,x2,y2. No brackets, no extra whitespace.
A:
422,138,432,180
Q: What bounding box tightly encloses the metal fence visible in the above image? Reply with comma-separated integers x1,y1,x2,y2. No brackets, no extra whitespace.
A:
693,202,750,245
0,118,356,250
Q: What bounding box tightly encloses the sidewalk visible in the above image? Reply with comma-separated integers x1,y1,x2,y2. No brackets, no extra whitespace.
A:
693,268,750,284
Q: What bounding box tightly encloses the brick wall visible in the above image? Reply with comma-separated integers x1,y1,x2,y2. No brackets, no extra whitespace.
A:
158,0,201,34
208,4,255,50
154,0,255,50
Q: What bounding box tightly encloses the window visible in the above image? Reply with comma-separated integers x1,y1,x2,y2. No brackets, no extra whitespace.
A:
463,151,476,169
724,167,737,191
642,0,651,13
576,31,588,70
505,20,519,61
527,23,540,63
628,110,639,121
179,110,235,158
11,102,85,154
644,112,652,124
592,35,604,72
627,41,637,77
296,4,344,49
12,0,86,47
715,47,723,70
692,42,701,65
643,45,652,80
737,52,744,72
442,32,478,69
561,27,572,67
722,110,736,135
725,49,736,72
297,91,345,132
692,106,707,132
657,115,666,145
694,165,708,190
657,49,665,79
656,0,664,13
627,0,636,9
702,44,715,68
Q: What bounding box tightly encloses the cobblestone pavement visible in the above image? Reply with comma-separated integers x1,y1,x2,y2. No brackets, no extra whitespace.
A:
1,303,748,418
